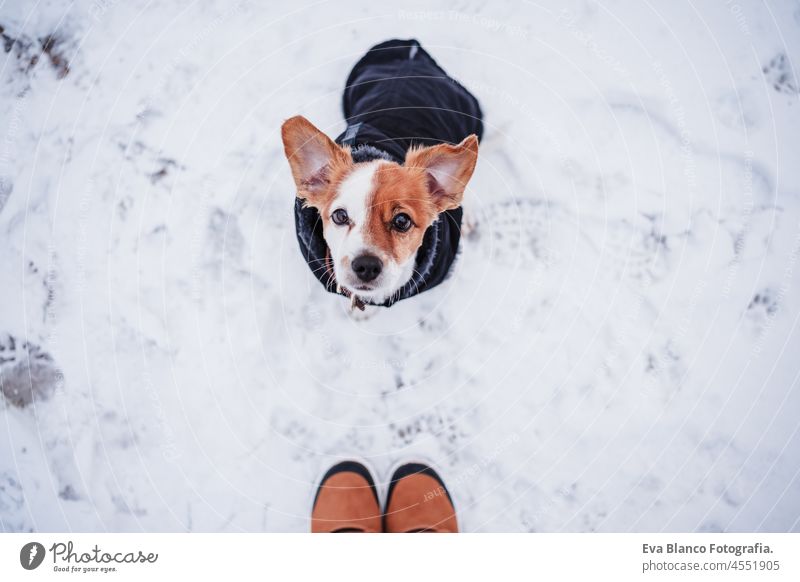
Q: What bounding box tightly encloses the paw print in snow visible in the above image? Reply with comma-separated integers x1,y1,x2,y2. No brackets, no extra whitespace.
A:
0,335,62,409
763,53,798,95
744,289,779,334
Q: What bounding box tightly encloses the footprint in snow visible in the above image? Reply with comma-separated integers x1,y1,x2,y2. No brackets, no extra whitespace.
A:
466,198,559,269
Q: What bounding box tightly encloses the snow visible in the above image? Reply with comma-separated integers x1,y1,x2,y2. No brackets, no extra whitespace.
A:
1,0,799,532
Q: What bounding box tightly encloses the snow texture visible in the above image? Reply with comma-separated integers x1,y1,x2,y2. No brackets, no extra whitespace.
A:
1,0,799,532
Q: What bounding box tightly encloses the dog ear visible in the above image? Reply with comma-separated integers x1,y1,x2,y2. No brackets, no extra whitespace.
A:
281,116,350,205
405,135,478,212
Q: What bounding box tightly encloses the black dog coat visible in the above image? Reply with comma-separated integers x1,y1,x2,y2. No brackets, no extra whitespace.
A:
294,39,484,307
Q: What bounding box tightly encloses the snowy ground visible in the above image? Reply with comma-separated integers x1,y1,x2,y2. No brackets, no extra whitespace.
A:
1,0,799,532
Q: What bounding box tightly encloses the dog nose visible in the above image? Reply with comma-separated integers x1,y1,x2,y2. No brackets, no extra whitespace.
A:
352,254,383,282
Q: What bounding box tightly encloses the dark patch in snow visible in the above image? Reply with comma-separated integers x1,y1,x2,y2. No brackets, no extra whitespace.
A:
763,53,798,95
59,484,80,501
0,334,62,408
149,158,179,184
0,25,70,78
747,290,778,316
39,34,70,79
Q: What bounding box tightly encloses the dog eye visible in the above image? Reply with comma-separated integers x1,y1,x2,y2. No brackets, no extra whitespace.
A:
331,209,349,225
391,213,413,232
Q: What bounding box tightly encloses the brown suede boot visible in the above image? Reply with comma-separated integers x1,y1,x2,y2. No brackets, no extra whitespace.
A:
383,463,458,533
311,461,381,533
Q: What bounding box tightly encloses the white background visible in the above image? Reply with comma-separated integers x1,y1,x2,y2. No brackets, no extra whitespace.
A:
1,533,799,581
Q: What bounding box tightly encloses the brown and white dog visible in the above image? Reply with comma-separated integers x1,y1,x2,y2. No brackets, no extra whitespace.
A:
283,117,478,306
282,39,483,309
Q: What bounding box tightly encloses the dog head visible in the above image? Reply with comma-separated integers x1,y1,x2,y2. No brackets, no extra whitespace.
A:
282,116,478,304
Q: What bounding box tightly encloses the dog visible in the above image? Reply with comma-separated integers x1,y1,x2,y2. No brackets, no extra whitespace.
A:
282,39,483,310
